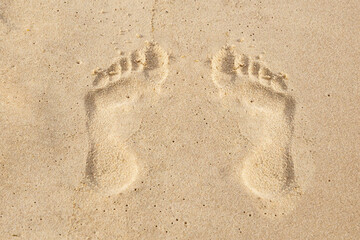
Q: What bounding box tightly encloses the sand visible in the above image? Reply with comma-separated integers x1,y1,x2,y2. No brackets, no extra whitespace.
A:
0,0,359,239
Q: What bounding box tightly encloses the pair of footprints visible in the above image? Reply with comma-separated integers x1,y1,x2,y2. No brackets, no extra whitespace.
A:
85,42,298,201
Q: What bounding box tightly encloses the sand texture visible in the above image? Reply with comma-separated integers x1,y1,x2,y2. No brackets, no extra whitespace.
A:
0,0,359,239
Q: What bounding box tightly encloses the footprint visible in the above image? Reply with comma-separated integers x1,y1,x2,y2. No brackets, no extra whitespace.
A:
84,42,169,195
212,46,300,210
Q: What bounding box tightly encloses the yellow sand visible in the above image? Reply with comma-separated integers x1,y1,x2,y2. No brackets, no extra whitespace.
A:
0,1,359,239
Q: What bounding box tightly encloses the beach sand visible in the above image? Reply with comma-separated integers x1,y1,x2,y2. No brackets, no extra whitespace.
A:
0,0,359,239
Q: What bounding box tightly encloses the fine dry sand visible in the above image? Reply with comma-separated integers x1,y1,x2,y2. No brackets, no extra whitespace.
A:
0,0,359,239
